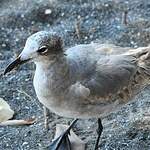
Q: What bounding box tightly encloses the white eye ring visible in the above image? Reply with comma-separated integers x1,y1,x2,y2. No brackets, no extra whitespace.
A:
37,46,48,54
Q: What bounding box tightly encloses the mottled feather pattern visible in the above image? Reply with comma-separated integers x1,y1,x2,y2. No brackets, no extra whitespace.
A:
62,44,150,117
30,32,150,118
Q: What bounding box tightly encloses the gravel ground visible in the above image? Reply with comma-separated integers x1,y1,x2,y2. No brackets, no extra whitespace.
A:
0,0,150,149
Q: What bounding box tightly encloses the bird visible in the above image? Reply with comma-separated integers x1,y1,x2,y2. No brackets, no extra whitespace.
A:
4,31,150,150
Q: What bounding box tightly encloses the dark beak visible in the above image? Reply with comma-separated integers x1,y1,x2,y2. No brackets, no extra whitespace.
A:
4,56,30,75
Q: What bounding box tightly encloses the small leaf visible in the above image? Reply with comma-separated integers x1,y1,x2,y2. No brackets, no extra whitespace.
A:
0,98,14,122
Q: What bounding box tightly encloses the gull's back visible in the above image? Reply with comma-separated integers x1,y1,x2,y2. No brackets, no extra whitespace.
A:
57,43,150,118
66,44,136,97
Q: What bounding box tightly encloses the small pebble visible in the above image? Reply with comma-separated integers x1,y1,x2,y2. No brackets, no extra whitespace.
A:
22,142,28,146
2,43,6,47
45,9,52,15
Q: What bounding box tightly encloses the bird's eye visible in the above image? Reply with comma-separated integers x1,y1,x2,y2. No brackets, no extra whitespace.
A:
37,46,48,54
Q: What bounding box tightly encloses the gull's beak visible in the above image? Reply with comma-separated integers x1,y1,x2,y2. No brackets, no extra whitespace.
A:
4,56,30,75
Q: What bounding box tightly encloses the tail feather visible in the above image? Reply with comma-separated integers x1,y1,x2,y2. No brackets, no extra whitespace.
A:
137,46,150,77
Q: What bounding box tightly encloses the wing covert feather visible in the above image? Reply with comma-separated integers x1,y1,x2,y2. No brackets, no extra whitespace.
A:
85,55,137,97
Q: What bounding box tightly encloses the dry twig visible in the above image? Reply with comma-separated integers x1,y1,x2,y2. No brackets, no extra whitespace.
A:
0,118,36,126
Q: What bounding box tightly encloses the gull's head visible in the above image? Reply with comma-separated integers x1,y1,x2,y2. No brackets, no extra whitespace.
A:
4,31,63,75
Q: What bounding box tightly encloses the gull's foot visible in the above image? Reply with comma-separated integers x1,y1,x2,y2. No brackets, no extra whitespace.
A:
49,119,78,150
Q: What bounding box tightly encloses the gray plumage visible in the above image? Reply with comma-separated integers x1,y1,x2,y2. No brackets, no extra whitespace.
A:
5,31,150,119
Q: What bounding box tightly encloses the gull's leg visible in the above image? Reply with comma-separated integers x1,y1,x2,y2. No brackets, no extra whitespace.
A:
43,106,49,129
94,118,103,150
49,119,78,150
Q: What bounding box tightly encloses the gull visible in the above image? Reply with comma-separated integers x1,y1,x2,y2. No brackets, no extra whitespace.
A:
4,31,150,149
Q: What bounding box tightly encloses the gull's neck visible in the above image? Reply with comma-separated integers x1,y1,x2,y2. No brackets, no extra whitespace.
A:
34,54,70,96
34,54,68,74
